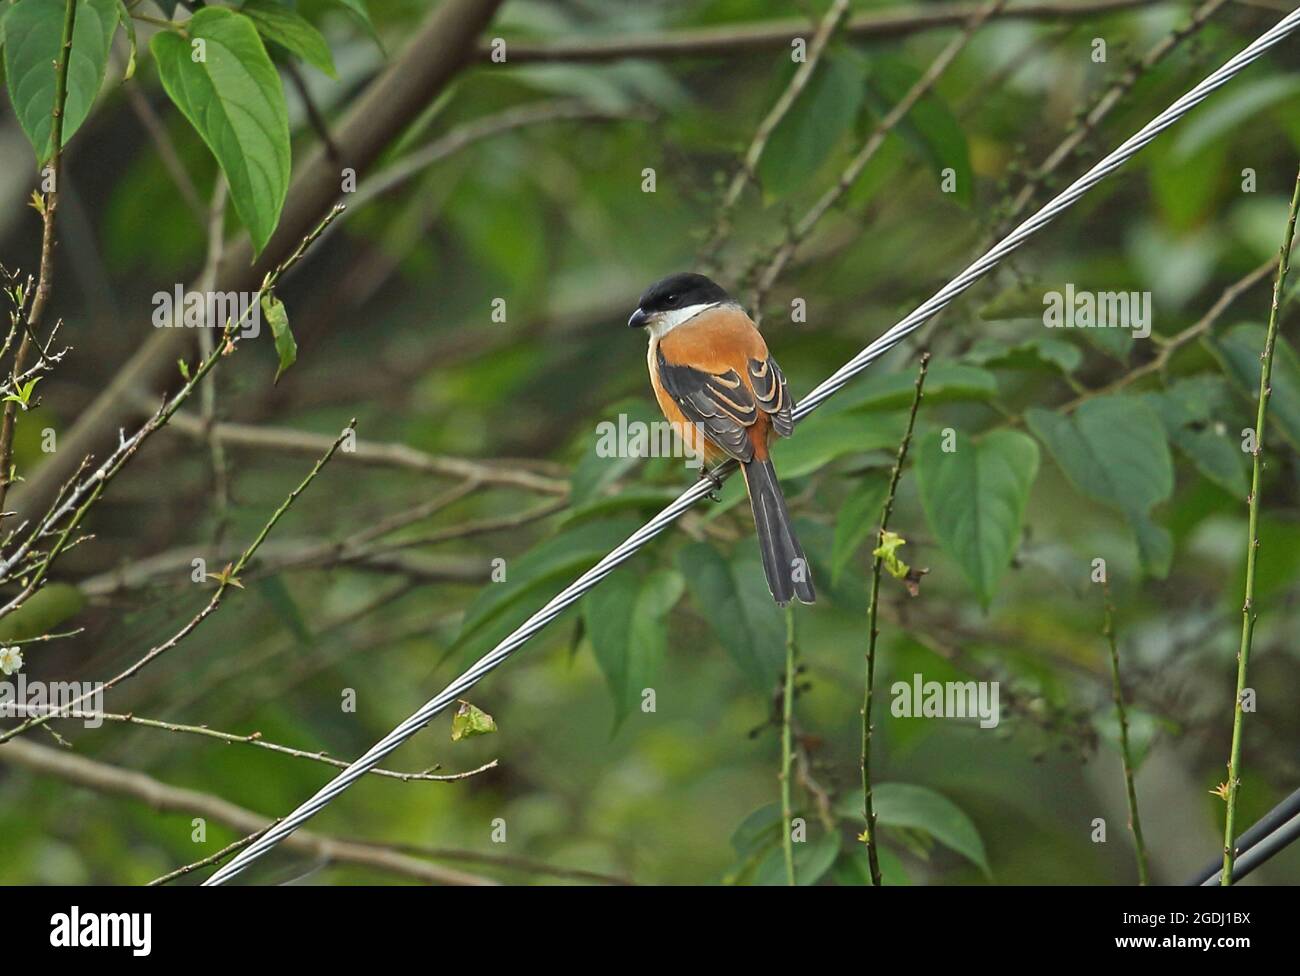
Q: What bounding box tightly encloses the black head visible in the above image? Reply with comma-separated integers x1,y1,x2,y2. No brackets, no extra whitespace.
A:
628,272,731,329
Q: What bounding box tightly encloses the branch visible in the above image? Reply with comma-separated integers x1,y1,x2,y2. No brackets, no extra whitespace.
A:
748,0,1009,315
14,0,508,518
1220,162,1300,885
478,0,1154,64
156,409,570,495
0,738,496,886
862,352,930,886
29,709,497,783
0,0,78,512
1101,583,1150,885
703,0,851,261
0,422,358,743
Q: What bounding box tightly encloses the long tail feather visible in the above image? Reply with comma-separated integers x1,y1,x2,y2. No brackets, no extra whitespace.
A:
740,459,816,606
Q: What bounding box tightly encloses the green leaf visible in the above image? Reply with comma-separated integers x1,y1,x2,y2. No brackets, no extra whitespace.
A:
1139,376,1247,497
1205,323,1300,454
151,8,291,255
677,542,785,690
966,336,1082,375
753,831,840,886
453,519,638,660
326,0,379,41
3,0,120,164
240,1,337,78
872,782,990,877
254,575,312,645
915,429,1039,608
1172,76,1300,162
770,410,907,479
831,474,889,585
832,845,911,886
451,700,497,742
864,56,973,207
585,568,683,729
758,46,868,201
1025,397,1174,577
261,293,296,384
832,364,998,413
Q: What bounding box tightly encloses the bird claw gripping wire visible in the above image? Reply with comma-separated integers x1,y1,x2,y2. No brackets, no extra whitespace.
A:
698,466,725,502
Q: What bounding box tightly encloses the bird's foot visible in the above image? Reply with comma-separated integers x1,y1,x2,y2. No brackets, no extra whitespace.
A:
698,467,724,502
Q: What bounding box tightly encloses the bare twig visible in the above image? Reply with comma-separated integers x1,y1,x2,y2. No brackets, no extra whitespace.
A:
1102,583,1150,885
862,352,930,885
0,420,358,743
479,0,1153,63
1221,163,1300,885
0,0,78,511
0,738,496,886
749,0,1008,316
29,709,497,783
702,0,851,264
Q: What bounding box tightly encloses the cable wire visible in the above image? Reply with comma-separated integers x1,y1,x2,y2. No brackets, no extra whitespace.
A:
1188,786,1300,885
204,7,1300,886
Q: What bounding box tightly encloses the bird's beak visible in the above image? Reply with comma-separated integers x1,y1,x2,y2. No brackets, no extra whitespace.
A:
627,307,651,329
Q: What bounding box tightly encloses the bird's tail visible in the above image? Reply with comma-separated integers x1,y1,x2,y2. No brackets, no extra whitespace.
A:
740,459,816,606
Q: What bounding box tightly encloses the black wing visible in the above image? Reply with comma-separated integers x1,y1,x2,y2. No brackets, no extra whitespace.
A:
656,348,757,462
747,356,793,437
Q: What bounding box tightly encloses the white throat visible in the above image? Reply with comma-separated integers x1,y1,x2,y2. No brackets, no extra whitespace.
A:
647,302,720,340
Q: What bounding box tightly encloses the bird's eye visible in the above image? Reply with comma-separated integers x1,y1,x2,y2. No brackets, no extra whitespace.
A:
664,293,678,306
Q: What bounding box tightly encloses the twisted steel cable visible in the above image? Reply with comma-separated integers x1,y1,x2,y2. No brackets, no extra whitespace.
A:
205,7,1300,886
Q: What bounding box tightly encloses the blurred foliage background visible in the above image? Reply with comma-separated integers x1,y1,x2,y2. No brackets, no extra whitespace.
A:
0,0,1299,885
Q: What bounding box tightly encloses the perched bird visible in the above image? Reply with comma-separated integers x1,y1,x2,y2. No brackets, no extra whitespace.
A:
628,272,815,606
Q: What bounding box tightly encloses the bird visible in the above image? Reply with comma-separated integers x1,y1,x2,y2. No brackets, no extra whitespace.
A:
628,272,815,606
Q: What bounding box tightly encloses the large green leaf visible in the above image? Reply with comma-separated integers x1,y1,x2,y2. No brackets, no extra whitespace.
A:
1205,323,1300,454
1140,376,1247,497
759,46,868,201
831,473,889,585
1172,76,1300,162
832,364,998,413
915,429,1039,608
453,518,638,660
1025,397,1174,577
872,782,990,877
151,8,291,255
585,567,683,730
864,56,973,207
677,541,785,690
3,0,120,164
240,0,337,78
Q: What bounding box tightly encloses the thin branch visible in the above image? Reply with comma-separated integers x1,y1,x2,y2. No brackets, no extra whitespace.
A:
0,738,496,886
478,0,1153,64
702,0,851,263
1102,583,1150,885
0,0,78,512
1220,162,1300,886
780,607,797,887
32,709,497,783
749,0,1008,316
0,421,359,743
156,410,570,495
862,351,930,885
